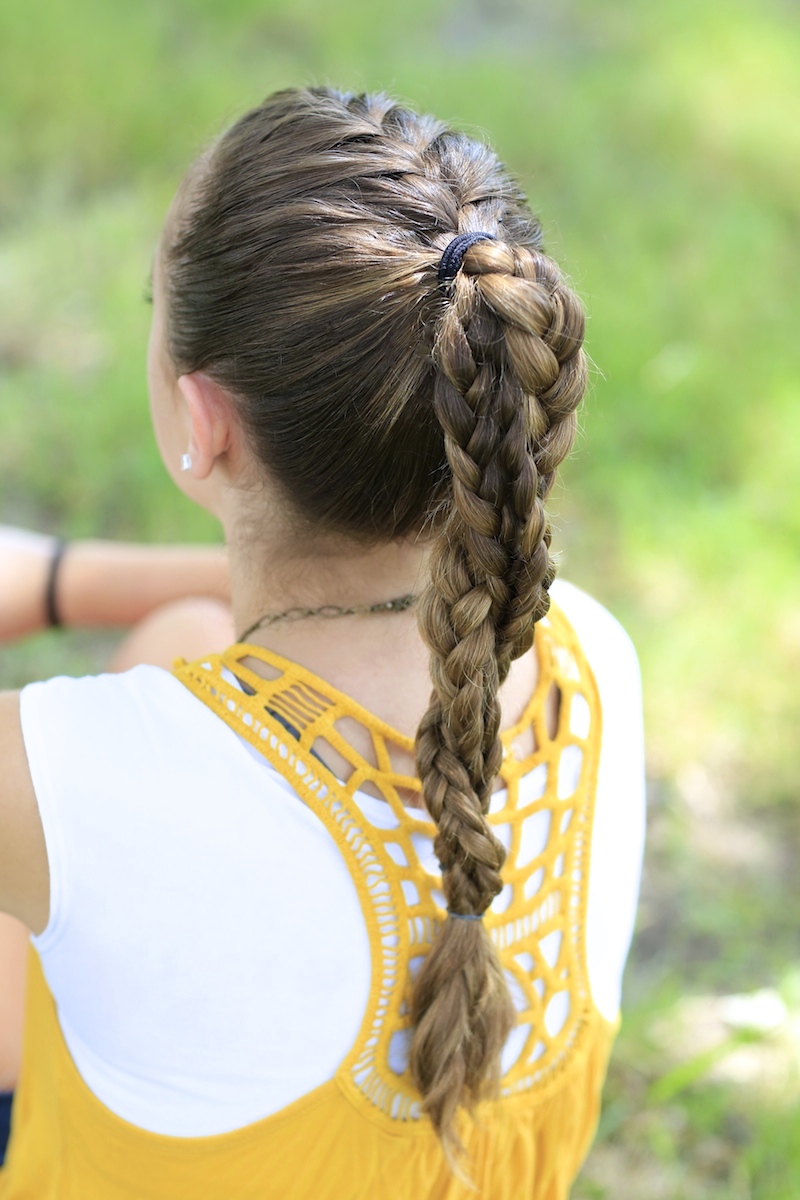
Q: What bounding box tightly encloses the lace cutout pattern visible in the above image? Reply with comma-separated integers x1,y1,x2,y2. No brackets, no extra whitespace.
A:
173,603,602,1125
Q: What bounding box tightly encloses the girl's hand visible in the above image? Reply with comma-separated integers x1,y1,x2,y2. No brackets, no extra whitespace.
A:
0,526,57,643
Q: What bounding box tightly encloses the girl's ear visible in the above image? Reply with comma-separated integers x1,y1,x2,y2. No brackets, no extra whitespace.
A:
176,373,236,480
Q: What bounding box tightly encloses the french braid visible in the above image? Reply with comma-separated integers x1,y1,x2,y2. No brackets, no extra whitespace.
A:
410,238,587,1157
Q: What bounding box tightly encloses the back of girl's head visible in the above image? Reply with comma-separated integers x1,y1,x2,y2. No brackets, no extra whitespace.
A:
164,85,587,1165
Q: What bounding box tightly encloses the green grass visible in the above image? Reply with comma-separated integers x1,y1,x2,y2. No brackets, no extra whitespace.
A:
1,0,799,1193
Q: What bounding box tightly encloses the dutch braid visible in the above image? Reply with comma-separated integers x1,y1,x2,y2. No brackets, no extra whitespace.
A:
410,237,587,1158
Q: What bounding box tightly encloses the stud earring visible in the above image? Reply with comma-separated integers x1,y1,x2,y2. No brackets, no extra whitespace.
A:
180,453,192,471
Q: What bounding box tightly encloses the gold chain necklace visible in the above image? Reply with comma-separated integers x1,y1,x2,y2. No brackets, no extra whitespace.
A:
237,592,417,644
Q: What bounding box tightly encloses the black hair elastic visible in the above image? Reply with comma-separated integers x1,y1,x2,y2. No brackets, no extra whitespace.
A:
45,539,68,628
447,911,483,922
437,231,496,287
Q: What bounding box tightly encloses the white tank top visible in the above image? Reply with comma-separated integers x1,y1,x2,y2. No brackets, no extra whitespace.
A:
18,581,645,1137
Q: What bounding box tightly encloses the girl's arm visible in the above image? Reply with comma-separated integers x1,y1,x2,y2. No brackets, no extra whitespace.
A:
0,693,48,935
0,526,230,641
0,912,28,1090
0,708,41,1093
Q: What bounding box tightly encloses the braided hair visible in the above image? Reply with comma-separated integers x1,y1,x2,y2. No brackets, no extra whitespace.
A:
164,85,587,1164
413,238,585,1157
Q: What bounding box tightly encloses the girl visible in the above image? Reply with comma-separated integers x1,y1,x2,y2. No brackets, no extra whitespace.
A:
0,86,645,1198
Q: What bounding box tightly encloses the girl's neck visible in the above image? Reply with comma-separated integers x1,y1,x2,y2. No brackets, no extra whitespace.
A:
222,524,542,759
225,527,430,664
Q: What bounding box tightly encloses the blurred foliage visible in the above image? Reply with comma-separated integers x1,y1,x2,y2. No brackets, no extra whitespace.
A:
1,0,799,1194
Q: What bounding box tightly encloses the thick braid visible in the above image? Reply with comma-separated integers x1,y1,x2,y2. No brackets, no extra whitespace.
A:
410,237,587,1161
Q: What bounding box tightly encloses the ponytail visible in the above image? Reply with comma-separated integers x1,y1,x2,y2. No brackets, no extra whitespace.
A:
411,238,587,1161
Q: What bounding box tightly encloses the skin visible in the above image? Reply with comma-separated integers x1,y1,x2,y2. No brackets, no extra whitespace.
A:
0,206,546,1086
0,526,231,640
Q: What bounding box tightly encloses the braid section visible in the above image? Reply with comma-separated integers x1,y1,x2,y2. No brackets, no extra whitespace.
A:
410,239,587,1163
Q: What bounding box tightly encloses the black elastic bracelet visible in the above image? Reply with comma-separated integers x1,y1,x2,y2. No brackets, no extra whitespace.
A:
45,539,68,628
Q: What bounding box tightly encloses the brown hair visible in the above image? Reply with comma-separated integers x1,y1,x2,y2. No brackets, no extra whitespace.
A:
164,86,587,1161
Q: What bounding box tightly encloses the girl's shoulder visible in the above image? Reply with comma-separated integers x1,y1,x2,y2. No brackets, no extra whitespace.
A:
549,579,639,668
19,661,217,750
16,662,296,954
549,581,645,1021
549,578,642,719
549,576,644,745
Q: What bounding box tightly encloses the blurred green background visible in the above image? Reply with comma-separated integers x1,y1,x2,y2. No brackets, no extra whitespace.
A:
1,0,799,1194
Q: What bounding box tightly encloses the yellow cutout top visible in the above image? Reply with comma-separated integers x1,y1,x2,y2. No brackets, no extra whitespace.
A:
1,603,616,1200
173,602,606,1122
